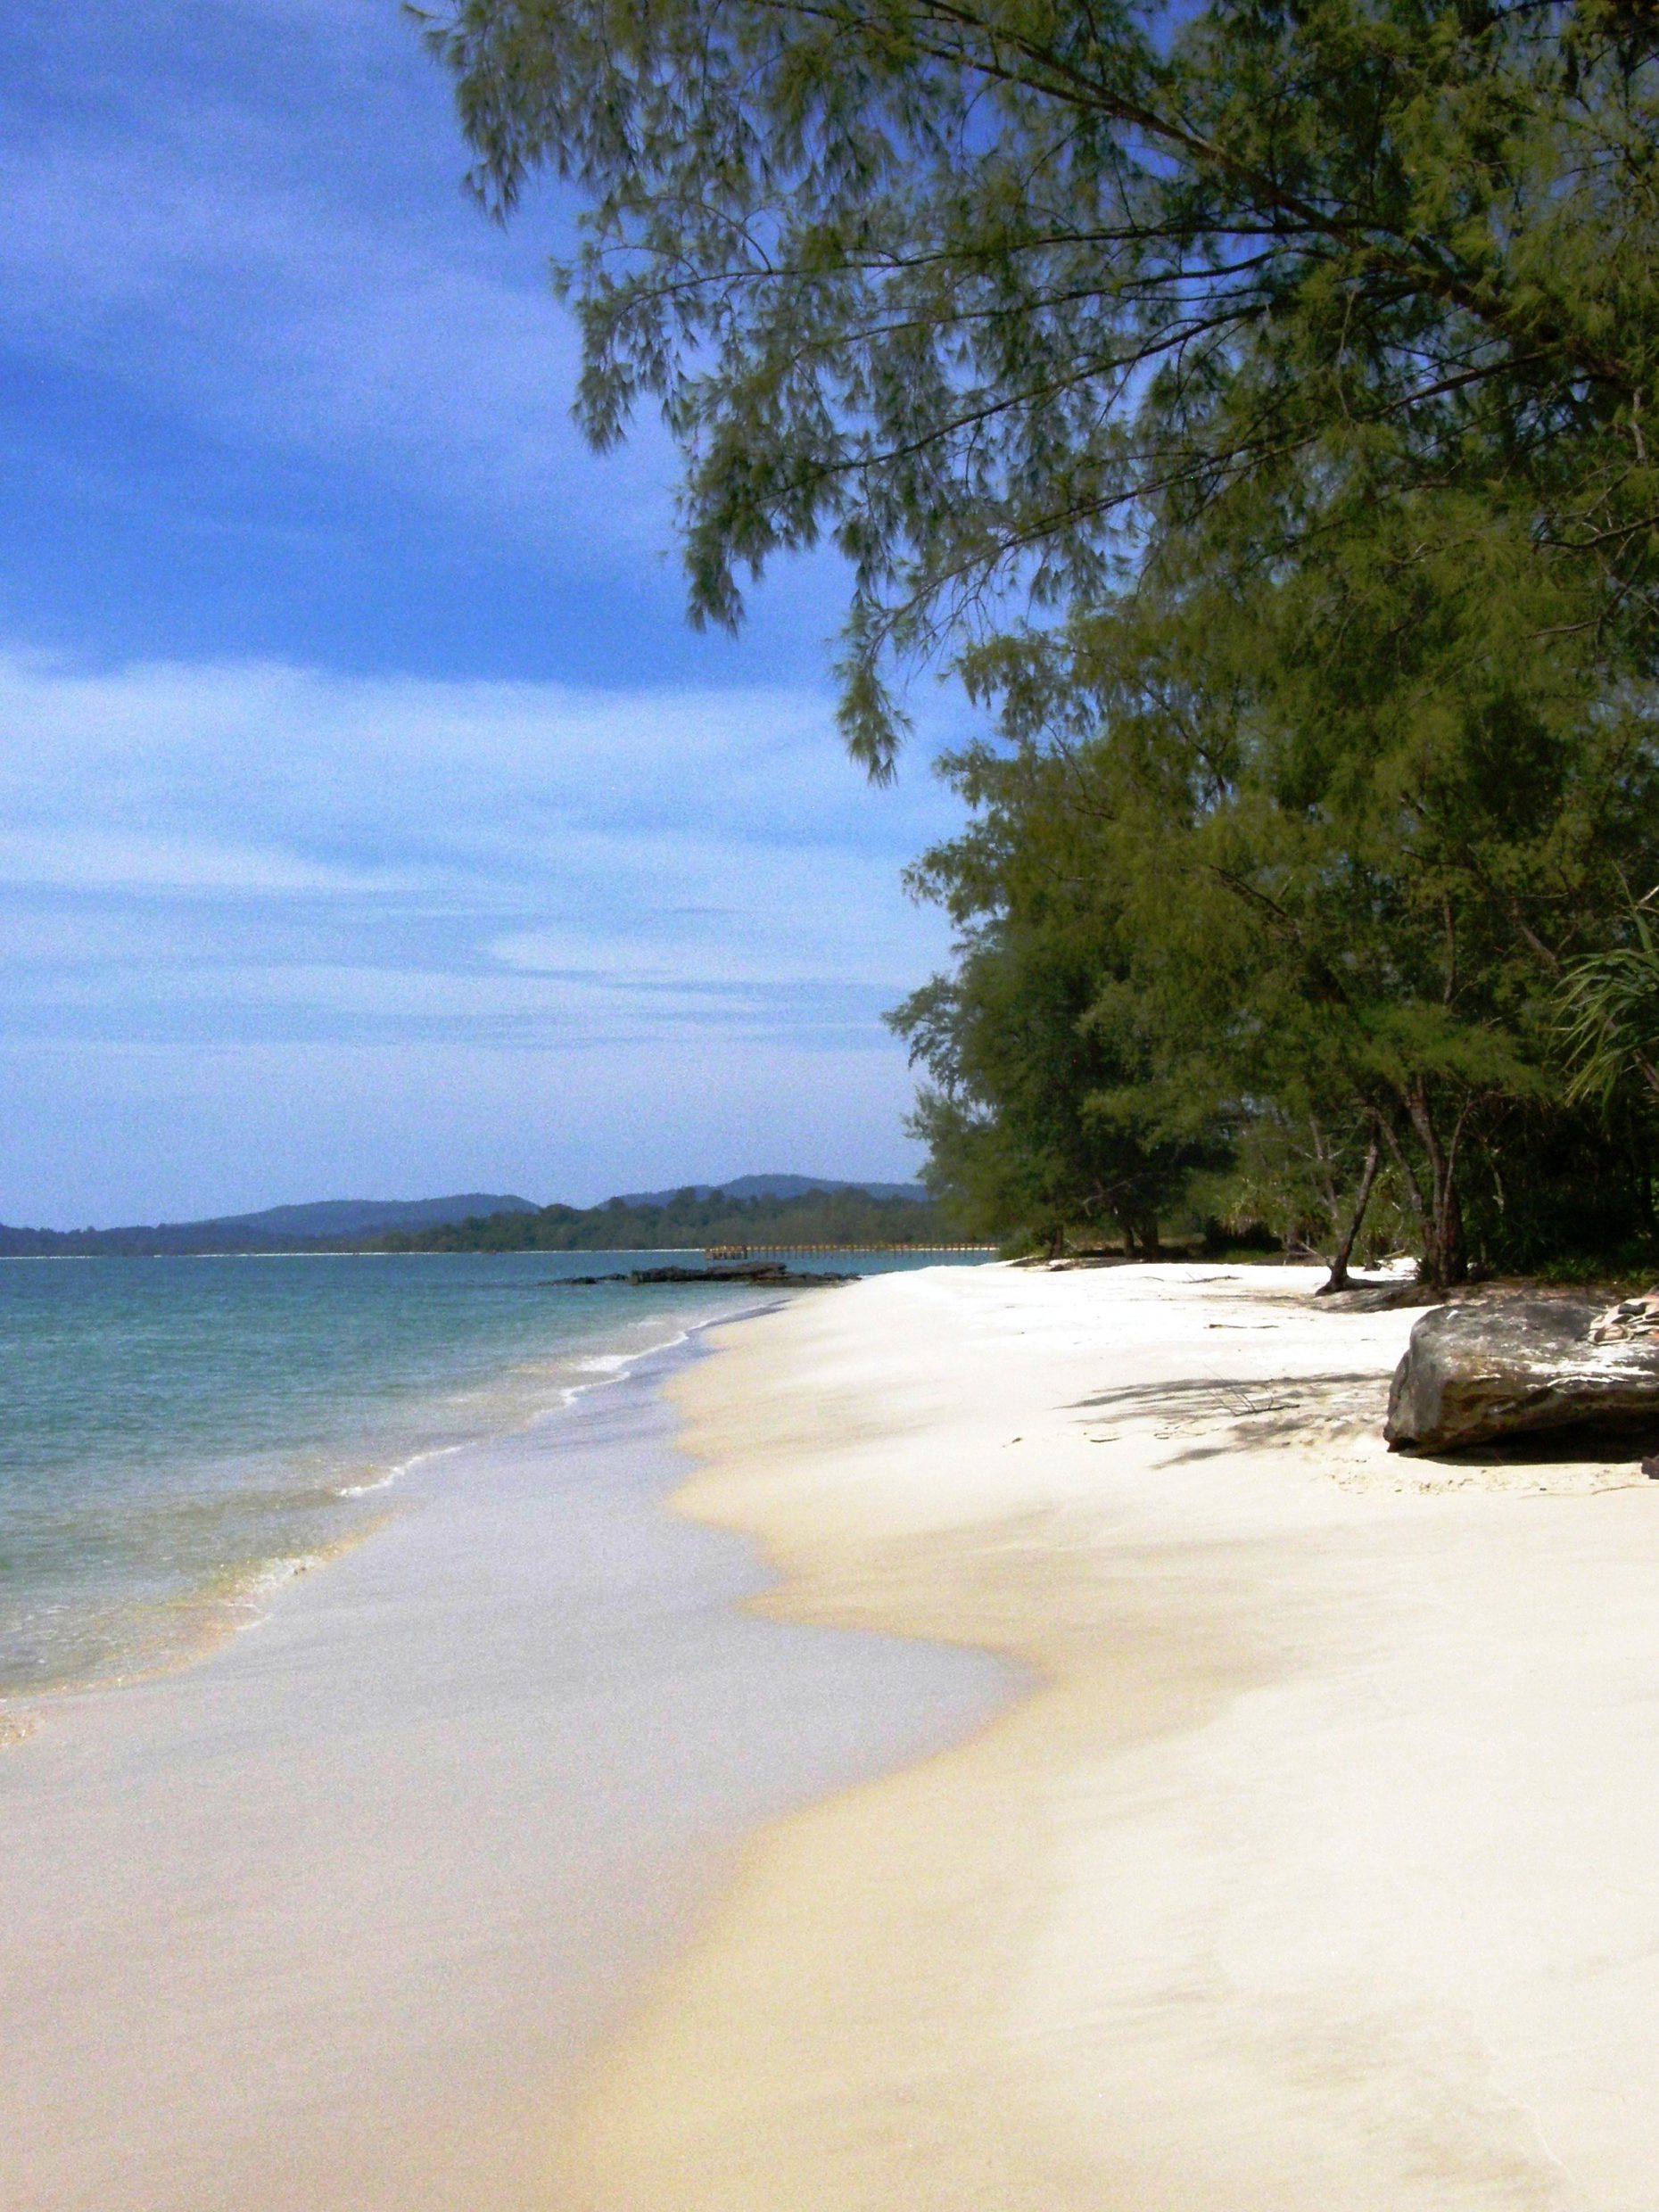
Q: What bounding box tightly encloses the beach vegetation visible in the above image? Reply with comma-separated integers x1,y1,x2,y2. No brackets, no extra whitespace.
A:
424,0,1659,769
895,534,1659,1285
423,0,1659,1286
1560,892,1659,1111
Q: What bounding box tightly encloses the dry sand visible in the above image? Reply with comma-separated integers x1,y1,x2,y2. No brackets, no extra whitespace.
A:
548,1261,1659,2211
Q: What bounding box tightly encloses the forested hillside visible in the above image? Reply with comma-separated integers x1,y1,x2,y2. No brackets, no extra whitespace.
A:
376,1186,951,1251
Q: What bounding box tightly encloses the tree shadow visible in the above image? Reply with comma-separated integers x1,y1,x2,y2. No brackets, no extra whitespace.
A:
1069,1372,1382,1423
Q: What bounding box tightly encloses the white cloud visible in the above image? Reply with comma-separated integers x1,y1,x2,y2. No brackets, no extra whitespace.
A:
0,830,410,896
0,646,962,1219
0,3,971,1220
0,1033,936,1222
0,648,962,1054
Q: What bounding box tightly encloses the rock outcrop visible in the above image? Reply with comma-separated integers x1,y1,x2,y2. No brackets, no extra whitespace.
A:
554,1261,854,1288
1386,1295,1659,1453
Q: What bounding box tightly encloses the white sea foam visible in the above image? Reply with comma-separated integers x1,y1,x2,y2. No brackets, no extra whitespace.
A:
235,1552,322,1611
334,1437,470,1498
554,1314,730,1407
0,1254,798,1714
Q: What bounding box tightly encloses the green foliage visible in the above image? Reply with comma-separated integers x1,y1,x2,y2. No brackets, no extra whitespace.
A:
894,504,1659,1279
890,733,1223,1252
1559,895,1659,1107
376,1186,950,1251
1184,1116,1408,1273
425,0,1659,769
421,0,1659,1282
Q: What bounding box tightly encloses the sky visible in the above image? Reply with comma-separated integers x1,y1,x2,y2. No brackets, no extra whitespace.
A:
0,0,971,1226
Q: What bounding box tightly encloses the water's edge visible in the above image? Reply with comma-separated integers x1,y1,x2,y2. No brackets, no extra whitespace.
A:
0,1278,780,1739
3,1277,1012,2212
0,1250,992,1726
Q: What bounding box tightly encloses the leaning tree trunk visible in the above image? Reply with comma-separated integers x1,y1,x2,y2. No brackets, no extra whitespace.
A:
1316,1135,1382,1295
1128,1213,1161,1260
1425,1181,1467,1290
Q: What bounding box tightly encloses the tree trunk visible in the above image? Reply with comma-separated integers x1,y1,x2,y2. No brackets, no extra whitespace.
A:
1316,1135,1381,1294
1375,1099,1464,1292
1427,1182,1467,1290
1405,1085,1468,1290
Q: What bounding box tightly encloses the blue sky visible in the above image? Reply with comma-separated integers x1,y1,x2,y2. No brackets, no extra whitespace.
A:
1,0,969,1224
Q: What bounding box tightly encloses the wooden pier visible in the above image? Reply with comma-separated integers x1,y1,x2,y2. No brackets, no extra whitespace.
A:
703,1242,997,1259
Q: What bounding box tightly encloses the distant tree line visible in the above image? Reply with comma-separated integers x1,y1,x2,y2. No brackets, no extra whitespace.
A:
427,0,1659,1285
376,1188,950,1251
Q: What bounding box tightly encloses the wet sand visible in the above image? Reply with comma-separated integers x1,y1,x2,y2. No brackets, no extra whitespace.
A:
0,1337,1004,2212
549,1262,1659,2211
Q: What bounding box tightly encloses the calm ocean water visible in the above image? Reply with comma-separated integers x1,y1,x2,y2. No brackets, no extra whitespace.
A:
0,1249,978,1712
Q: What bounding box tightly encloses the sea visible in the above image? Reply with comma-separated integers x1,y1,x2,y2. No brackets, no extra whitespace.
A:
0,1248,981,1719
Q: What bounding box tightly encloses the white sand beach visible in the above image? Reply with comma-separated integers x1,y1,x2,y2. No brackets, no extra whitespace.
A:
549,1260,1659,2211
13,1259,1659,2211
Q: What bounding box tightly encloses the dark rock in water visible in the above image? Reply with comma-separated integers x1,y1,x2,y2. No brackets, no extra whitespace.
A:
627,1261,857,1285
1386,1296,1659,1452
549,1262,854,1289
629,1262,790,1284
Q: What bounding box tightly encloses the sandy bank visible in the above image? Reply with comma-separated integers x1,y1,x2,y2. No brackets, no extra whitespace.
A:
1,1343,998,2212
550,1261,1659,2211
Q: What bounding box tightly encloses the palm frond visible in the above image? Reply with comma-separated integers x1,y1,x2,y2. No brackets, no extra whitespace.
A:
1558,891,1659,1107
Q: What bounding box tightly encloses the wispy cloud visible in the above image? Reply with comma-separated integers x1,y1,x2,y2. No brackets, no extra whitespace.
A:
0,5,962,1221
0,649,960,1053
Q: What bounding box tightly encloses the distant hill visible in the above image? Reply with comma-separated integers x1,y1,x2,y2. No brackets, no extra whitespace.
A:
0,1193,538,1257
377,1184,949,1254
0,1178,945,1258
615,1173,929,1206
207,1195,540,1239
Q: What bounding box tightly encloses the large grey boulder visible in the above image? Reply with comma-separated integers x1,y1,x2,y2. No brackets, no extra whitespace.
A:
1386,1296,1659,1453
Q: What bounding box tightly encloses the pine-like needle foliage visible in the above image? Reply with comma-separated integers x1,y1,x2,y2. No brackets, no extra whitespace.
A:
425,0,1659,770
421,1,1659,1280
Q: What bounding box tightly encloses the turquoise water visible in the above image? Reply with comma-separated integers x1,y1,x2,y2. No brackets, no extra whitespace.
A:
0,1250,980,1710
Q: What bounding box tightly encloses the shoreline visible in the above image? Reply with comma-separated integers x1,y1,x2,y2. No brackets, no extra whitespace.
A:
546,1260,1659,2210
3,1323,1001,2212
0,1251,983,1738
0,1271,775,1742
